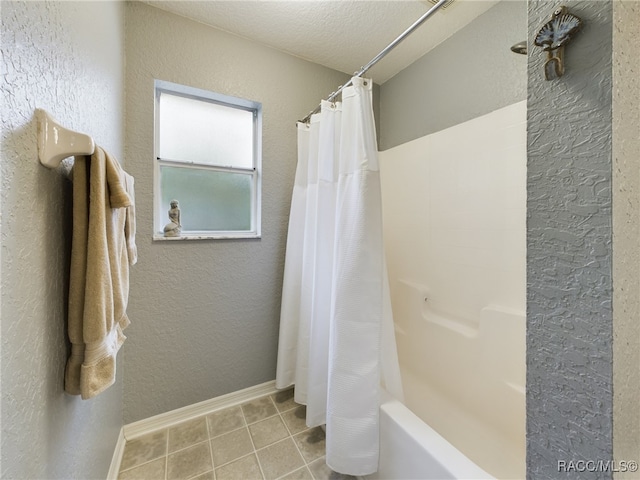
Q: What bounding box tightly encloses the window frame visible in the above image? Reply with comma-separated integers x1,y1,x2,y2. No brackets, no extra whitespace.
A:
153,79,262,240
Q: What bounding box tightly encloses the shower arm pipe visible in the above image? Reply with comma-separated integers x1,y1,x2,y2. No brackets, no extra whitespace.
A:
298,0,450,124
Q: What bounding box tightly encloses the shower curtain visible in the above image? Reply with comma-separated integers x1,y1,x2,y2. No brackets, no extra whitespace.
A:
276,77,402,476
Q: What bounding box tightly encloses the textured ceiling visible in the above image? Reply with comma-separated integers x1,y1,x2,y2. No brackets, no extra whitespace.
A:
142,0,499,84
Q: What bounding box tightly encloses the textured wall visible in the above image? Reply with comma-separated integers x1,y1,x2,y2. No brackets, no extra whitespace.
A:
1,1,125,478
612,1,640,475
124,3,350,423
527,2,614,478
378,0,527,151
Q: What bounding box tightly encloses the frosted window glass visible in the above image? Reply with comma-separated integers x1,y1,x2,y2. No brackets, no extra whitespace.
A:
160,166,252,232
159,92,254,169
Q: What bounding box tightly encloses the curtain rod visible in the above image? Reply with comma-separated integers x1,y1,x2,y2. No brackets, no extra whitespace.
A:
298,0,450,124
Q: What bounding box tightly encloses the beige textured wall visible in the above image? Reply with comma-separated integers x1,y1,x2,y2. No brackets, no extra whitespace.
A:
613,1,640,475
1,1,125,478
124,2,350,423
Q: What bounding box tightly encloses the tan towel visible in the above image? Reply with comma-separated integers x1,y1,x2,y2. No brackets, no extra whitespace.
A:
123,174,137,266
65,146,136,399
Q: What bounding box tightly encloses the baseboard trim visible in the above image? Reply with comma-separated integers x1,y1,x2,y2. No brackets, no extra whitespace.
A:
123,380,278,440
106,428,126,480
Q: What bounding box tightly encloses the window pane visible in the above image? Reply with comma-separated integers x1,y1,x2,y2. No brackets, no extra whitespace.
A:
159,92,254,169
160,165,252,232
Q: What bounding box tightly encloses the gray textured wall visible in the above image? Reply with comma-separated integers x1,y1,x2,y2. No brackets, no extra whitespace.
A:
612,1,640,474
123,3,350,423
378,0,527,151
527,2,614,479
1,1,125,478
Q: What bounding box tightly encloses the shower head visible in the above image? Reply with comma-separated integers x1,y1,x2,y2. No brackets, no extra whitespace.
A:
511,41,527,55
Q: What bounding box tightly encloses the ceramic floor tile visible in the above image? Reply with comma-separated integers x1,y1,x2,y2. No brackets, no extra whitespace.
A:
166,441,212,480
119,389,325,480
248,415,290,449
207,406,246,438
210,427,254,466
168,416,208,453
307,458,356,480
255,437,305,480
293,427,326,463
120,430,168,471
242,396,278,424
280,466,314,480
190,471,215,480
118,457,165,480
281,406,308,435
271,388,298,413
215,453,264,480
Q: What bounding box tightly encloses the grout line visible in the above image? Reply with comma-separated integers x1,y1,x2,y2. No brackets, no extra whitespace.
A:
164,428,169,480
185,468,214,480
210,424,246,439
240,398,267,480
117,455,165,475
163,438,217,477
272,394,313,472
279,410,318,466
277,408,294,437
124,389,320,480
165,437,211,456
205,415,217,480
208,406,247,440
274,465,313,480
214,451,256,471
265,393,304,480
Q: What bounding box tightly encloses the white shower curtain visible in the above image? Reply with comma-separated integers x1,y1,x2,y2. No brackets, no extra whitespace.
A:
276,77,403,476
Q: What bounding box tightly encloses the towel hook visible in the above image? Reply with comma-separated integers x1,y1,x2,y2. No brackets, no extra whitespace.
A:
36,109,95,168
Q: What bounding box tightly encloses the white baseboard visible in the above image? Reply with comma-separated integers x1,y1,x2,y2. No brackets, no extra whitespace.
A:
107,381,278,479
123,380,277,440
106,428,126,480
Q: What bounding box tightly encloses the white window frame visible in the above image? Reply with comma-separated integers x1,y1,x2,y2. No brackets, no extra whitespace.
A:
153,80,262,240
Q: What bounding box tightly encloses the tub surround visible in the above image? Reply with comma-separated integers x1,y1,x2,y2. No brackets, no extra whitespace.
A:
379,101,527,479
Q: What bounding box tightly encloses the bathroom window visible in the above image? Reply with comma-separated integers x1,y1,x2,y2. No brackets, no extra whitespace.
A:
154,80,262,240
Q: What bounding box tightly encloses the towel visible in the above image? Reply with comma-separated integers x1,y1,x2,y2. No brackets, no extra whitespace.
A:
123,174,137,266
65,146,137,399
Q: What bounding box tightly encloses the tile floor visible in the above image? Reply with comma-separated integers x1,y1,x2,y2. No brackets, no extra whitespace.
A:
118,389,356,480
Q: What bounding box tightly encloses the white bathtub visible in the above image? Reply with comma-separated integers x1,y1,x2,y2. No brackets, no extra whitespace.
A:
367,391,494,480
367,280,526,480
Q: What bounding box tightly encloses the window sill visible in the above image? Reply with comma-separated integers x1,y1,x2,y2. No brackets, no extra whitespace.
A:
153,233,261,241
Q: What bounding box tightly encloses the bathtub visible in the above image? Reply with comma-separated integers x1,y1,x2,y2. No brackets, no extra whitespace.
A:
367,280,526,480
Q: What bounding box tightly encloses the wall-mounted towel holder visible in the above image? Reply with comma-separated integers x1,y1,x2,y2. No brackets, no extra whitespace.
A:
533,6,583,80
36,109,95,168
